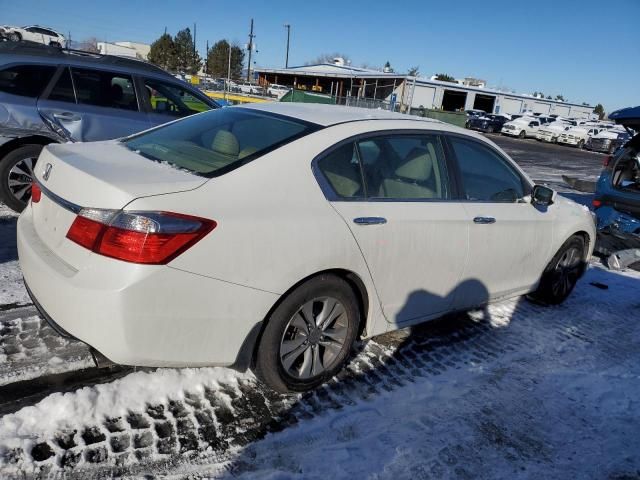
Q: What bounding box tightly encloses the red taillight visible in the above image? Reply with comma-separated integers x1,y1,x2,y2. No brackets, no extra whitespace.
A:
592,199,602,208
602,155,612,167
31,182,42,203
66,215,105,250
66,210,216,265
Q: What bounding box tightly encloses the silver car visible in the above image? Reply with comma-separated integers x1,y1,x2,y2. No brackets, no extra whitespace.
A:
0,42,219,211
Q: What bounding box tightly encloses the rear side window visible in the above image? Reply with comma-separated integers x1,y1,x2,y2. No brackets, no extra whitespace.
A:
317,143,364,198
124,108,318,177
0,64,56,98
359,135,450,200
71,68,138,111
48,67,75,102
450,137,526,202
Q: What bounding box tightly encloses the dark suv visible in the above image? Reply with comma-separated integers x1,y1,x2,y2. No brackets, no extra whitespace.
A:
0,43,219,211
467,114,510,133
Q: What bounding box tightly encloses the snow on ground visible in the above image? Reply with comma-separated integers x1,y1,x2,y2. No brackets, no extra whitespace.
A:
0,263,638,478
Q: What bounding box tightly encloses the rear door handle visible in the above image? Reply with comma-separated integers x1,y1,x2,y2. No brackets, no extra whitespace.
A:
353,217,387,225
473,216,496,224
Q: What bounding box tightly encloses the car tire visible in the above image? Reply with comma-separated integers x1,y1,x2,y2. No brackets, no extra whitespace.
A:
529,235,586,305
254,274,360,393
519,130,526,139
0,144,43,212
577,140,585,149
9,32,21,42
49,41,61,48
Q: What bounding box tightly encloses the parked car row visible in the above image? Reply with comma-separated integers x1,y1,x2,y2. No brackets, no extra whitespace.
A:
0,42,219,211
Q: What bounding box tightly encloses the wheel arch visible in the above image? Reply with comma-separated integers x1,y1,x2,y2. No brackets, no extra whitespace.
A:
0,135,58,164
240,268,371,372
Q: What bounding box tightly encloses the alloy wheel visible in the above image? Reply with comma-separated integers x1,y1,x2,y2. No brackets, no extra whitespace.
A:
280,297,349,379
550,246,582,299
7,156,36,204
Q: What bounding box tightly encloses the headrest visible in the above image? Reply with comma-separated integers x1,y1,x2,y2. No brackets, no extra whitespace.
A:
395,147,433,181
238,146,258,159
211,131,239,157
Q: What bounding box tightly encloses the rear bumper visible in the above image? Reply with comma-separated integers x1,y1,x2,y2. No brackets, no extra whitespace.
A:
17,206,278,368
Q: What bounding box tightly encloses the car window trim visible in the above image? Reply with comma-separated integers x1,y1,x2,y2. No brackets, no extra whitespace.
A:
442,132,533,203
67,65,141,113
312,129,460,203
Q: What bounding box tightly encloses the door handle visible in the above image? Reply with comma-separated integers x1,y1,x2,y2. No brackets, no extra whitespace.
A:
473,216,496,224
53,112,81,121
353,217,387,225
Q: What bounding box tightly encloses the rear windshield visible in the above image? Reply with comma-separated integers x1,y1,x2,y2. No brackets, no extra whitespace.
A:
124,108,319,177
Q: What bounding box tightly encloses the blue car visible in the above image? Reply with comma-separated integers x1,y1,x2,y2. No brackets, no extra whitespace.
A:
593,106,640,257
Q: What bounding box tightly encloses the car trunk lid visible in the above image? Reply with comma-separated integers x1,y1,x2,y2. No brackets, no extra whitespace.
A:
32,140,207,256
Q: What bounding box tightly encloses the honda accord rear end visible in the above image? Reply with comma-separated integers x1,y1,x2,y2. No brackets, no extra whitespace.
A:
16,107,323,369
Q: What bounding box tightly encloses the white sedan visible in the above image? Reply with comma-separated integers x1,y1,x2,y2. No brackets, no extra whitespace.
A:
0,25,65,47
17,104,595,392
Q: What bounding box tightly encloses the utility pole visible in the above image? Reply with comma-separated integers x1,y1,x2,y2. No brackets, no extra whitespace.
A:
226,43,232,101
283,24,291,68
205,40,209,76
246,18,255,82
193,23,196,57
67,31,71,50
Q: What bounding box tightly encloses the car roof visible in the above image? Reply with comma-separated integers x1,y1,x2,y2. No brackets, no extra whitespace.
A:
609,106,640,129
0,43,170,78
240,102,440,127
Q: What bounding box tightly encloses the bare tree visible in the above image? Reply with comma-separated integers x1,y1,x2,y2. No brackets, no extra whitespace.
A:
78,37,99,53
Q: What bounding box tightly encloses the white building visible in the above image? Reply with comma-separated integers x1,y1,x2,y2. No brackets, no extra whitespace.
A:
397,77,593,118
97,41,150,60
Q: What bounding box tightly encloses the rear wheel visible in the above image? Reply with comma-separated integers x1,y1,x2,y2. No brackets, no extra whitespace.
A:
519,130,526,139
530,235,586,305
0,144,43,212
254,275,360,393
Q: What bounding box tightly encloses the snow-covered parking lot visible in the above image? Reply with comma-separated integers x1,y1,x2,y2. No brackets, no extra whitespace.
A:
0,138,639,479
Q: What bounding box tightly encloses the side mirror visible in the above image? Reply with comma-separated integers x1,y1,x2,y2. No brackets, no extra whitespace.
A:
531,185,556,206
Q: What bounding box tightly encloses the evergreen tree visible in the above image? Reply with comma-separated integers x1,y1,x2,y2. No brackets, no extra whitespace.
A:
147,33,177,71
207,40,245,79
174,28,201,74
594,103,605,120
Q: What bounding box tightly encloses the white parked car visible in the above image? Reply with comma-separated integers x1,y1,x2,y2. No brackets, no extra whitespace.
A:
501,117,541,138
237,81,260,94
0,25,65,47
17,104,595,393
557,126,602,149
267,83,290,99
536,121,572,143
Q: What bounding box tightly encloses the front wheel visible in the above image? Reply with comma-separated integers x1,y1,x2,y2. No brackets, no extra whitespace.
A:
0,144,43,212
530,235,586,305
254,275,360,393
577,139,585,149
519,130,526,139
8,32,21,42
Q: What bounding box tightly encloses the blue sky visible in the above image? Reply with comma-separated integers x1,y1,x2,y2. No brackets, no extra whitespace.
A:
3,0,638,111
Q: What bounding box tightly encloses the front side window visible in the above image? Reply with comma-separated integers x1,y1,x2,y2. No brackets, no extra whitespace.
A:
0,64,56,98
144,79,211,117
359,135,450,200
450,137,526,202
71,68,138,111
124,108,317,177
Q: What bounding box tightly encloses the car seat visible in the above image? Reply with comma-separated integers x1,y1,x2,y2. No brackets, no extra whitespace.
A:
379,146,438,198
